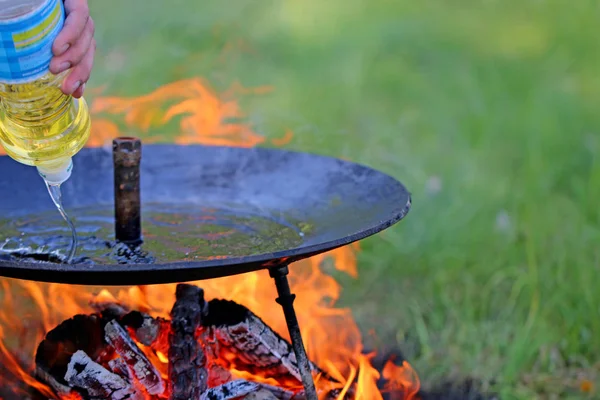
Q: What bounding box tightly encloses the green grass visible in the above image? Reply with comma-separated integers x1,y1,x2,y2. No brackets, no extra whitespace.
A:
86,0,600,398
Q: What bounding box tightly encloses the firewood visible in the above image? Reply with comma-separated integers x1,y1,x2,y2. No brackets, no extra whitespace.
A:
259,383,305,400
169,284,209,400
200,379,260,400
34,366,73,397
92,301,169,351
35,314,113,389
91,300,130,320
244,389,278,400
64,350,142,400
207,363,232,387
120,310,171,351
93,300,171,352
104,320,165,395
108,357,132,381
35,289,345,400
203,299,320,386
200,379,299,400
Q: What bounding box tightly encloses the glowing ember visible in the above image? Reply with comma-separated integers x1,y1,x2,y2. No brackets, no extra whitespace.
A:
0,76,419,399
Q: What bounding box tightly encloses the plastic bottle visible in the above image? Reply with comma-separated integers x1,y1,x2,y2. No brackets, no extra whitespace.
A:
0,0,91,185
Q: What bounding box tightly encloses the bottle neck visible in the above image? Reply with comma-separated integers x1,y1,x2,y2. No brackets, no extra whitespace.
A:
37,157,73,185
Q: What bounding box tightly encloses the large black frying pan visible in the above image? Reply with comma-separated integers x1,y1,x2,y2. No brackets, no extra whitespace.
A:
0,145,411,285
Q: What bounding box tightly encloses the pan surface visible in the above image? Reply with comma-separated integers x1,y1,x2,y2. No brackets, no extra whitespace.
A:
0,145,411,285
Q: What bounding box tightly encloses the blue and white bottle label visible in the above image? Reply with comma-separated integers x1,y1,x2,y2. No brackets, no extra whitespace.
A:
0,0,65,84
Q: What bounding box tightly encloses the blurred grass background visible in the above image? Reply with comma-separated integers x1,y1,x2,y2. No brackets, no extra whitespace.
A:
88,0,600,398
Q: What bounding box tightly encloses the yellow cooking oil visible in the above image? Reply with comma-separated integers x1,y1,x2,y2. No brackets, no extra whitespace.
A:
0,70,91,181
0,0,91,262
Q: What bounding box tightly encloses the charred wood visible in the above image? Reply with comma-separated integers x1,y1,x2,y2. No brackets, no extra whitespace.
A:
64,350,141,400
92,302,170,353
92,301,170,352
120,310,170,351
91,301,130,320
203,299,321,386
35,314,113,389
244,390,278,400
108,357,133,381
200,379,300,400
257,383,304,400
33,290,345,400
169,284,209,400
201,379,260,400
34,366,73,397
104,320,165,395
207,363,232,387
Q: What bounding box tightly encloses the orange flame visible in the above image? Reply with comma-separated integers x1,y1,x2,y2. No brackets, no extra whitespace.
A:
382,355,421,399
89,78,268,148
0,76,420,399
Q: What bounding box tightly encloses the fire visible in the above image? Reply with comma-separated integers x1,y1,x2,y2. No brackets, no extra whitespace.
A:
0,76,419,399
88,79,272,148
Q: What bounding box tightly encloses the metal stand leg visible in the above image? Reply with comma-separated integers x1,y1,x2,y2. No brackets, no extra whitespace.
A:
269,264,318,400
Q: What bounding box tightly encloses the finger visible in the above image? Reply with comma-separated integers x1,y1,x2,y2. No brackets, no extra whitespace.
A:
50,16,95,75
62,39,96,97
52,0,90,57
72,82,86,99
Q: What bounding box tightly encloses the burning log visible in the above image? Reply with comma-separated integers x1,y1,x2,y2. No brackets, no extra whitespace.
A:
120,310,170,351
104,320,165,395
91,303,171,352
169,284,209,399
35,314,113,392
108,357,133,381
200,379,298,400
33,287,337,400
34,367,73,397
203,299,320,386
244,390,278,400
207,363,233,387
64,350,142,400
200,380,260,400
256,383,304,400
90,300,130,320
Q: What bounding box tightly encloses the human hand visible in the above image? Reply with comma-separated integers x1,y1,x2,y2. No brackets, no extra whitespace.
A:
49,0,96,99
